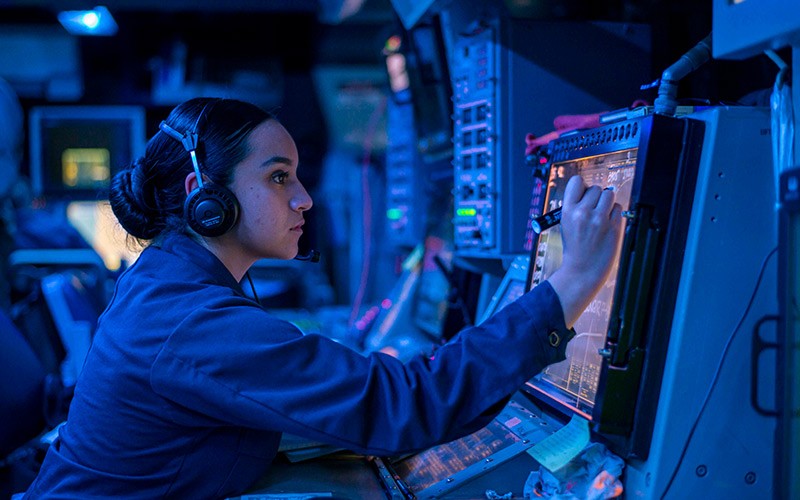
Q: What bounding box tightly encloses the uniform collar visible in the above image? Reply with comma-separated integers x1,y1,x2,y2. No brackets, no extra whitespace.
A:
156,232,247,297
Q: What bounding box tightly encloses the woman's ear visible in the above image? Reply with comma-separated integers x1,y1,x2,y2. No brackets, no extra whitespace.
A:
185,171,200,195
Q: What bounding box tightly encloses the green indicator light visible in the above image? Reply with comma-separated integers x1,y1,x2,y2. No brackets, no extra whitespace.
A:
457,208,477,217
386,208,403,220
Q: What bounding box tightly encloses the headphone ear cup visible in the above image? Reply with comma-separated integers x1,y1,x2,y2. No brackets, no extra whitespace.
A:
184,183,240,237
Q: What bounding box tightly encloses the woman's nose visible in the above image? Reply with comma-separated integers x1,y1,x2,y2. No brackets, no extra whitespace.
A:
291,184,313,212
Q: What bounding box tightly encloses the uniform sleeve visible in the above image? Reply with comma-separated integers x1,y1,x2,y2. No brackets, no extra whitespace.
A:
150,281,572,456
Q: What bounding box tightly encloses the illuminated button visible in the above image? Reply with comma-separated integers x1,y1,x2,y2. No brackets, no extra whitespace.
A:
548,331,561,347
456,207,477,217
386,208,404,220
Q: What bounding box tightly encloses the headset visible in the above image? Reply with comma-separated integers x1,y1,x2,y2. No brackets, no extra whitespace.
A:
158,112,320,263
159,119,240,238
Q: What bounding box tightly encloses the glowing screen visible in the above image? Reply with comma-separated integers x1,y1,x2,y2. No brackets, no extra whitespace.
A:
62,148,110,189
527,148,637,418
67,201,141,271
29,105,145,200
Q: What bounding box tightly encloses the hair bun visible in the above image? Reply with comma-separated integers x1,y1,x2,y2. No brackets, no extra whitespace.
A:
109,157,162,240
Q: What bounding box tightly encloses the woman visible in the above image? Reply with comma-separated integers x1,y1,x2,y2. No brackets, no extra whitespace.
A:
22,97,624,498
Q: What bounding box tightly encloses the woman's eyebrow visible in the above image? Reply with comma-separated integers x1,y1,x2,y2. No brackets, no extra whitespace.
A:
261,156,294,168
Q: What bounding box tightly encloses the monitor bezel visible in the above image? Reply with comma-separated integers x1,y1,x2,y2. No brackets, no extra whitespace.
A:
28,105,146,200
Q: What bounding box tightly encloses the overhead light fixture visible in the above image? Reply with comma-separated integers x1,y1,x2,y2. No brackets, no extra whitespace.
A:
58,6,118,36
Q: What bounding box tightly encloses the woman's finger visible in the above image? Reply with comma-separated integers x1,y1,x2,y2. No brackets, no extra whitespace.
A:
594,187,618,216
578,184,603,210
562,175,587,208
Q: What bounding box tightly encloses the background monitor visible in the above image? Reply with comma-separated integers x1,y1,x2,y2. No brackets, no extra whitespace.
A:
28,105,146,201
411,235,453,338
66,201,141,272
402,20,452,163
476,254,530,326
389,0,446,30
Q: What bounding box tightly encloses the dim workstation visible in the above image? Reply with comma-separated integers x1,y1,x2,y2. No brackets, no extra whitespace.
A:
0,0,798,499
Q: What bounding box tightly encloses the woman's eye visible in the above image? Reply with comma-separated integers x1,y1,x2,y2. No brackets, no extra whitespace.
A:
271,171,289,184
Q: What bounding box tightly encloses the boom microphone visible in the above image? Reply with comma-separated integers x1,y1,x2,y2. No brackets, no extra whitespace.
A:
295,250,320,263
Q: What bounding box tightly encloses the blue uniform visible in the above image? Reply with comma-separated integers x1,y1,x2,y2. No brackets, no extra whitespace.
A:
23,233,572,498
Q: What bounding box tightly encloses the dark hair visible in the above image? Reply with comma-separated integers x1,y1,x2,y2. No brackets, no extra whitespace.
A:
109,97,274,244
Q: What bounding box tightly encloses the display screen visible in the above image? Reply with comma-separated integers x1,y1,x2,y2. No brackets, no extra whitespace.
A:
413,236,453,338
61,147,111,190
66,201,141,271
526,148,638,418
404,22,452,159
29,106,145,200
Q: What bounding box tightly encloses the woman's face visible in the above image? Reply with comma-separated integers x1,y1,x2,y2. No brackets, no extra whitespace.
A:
228,119,313,261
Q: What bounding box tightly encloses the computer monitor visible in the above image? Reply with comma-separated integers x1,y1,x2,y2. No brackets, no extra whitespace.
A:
381,19,452,163
389,0,445,30
526,149,637,419
66,201,141,272
477,255,529,325
521,112,705,458
412,236,454,338
28,105,146,200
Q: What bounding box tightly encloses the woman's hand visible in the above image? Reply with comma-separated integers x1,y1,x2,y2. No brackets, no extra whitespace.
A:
547,175,625,328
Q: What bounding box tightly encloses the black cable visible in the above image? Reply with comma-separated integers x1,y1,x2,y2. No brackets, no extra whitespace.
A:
245,271,260,305
660,246,778,499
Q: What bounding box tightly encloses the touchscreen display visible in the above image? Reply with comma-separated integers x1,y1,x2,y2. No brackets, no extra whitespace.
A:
526,149,637,417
